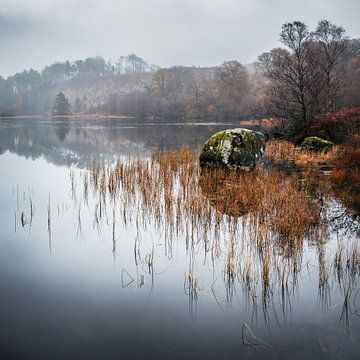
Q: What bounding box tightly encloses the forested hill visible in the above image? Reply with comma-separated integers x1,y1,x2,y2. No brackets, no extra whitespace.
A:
1,30,360,122
0,54,159,117
0,52,262,120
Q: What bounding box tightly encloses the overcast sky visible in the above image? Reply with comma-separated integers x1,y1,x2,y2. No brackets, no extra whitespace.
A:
0,0,359,77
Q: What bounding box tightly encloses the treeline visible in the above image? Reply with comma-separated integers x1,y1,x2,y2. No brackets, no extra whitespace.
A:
1,20,360,125
258,20,360,138
101,22,360,123
0,54,158,116
101,62,260,120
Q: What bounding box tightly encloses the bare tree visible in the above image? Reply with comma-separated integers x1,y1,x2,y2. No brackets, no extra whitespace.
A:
258,20,348,135
312,20,348,110
214,60,249,115
152,69,166,98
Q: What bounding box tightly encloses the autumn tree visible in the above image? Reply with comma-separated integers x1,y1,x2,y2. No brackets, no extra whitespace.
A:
214,60,250,116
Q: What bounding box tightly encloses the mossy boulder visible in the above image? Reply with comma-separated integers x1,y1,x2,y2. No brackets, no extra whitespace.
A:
199,128,265,170
301,136,333,152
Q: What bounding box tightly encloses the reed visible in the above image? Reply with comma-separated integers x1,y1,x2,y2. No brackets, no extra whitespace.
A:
68,140,360,314
264,139,340,169
47,194,52,253
330,145,360,216
83,143,327,257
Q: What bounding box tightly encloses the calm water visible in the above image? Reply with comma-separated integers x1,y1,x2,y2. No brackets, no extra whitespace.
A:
0,117,359,360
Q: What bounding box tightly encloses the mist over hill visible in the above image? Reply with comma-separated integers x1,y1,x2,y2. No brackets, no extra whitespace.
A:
1,34,360,122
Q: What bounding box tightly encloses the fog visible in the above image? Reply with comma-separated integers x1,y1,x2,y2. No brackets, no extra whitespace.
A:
1,0,360,76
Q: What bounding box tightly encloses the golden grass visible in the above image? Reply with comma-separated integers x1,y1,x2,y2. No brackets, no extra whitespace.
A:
83,142,328,259
264,139,340,168
80,140,360,255
330,146,360,215
200,168,322,248
64,139,360,311
264,140,360,218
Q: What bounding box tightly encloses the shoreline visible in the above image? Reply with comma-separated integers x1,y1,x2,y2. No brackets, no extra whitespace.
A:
0,114,136,120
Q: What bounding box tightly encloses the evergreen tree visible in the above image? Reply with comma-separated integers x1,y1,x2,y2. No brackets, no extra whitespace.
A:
53,91,70,115
73,97,82,113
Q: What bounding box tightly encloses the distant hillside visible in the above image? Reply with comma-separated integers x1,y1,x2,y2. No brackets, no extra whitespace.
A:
1,36,360,122
0,54,159,116
0,53,264,120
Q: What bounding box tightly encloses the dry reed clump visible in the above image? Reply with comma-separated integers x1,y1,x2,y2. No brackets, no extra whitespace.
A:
264,140,295,163
295,145,340,168
330,146,360,215
265,139,360,220
68,142,360,314
264,139,340,169
153,147,197,172
200,167,322,248
85,144,324,254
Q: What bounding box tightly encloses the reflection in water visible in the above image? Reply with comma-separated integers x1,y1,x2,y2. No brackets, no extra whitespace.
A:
1,118,360,359
61,148,360,330
0,117,243,168
54,118,70,142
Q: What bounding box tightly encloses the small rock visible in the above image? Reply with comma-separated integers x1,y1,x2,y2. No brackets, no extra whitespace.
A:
301,136,333,152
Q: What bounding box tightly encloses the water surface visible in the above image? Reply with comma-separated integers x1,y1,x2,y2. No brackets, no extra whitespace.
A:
0,117,359,359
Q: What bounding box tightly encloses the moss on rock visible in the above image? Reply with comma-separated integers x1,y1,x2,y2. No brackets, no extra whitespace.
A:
200,128,265,170
301,136,333,152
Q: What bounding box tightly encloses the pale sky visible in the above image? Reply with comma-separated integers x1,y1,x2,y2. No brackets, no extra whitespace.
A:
0,0,359,77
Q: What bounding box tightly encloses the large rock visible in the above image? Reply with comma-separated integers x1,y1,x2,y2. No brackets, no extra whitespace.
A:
301,136,333,152
199,128,265,170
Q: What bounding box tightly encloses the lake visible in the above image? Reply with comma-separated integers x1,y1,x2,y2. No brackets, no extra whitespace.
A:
0,117,359,359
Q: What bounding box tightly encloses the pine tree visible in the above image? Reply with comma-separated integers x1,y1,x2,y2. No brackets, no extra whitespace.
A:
73,97,82,113
53,91,70,115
